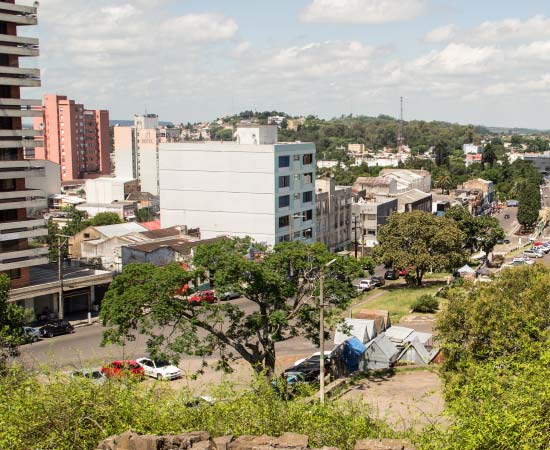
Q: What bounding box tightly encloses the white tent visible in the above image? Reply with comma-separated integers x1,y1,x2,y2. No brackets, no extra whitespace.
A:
457,265,476,275
334,318,377,345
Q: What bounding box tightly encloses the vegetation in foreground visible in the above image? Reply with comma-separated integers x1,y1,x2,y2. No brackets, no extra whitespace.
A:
0,370,392,450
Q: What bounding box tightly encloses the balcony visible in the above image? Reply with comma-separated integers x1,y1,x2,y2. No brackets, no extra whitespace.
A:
0,218,44,233
0,6,38,26
0,226,46,242
0,108,42,118
0,44,38,57
0,246,49,271
0,34,38,47
0,129,41,138
0,67,40,88
0,197,46,210
0,98,41,107
0,139,40,148
0,160,46,179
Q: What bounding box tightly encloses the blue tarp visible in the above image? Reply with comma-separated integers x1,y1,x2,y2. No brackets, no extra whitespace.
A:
342,337,366,372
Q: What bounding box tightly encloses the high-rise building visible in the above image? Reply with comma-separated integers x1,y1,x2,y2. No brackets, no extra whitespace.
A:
159,124,317,246
114,114,171,196
0,0,49,287
32,94,110,181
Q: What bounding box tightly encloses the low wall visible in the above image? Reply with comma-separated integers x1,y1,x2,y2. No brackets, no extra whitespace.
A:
96,431,415,450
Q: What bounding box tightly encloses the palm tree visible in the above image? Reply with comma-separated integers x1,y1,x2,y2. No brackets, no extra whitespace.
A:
436,174,453,194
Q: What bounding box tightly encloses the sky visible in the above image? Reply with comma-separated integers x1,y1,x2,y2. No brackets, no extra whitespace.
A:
22,0,550,128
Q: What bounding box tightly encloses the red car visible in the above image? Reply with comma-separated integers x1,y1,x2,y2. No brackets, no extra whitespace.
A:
398,268,410,277
188,290,217,304
101,360,145,379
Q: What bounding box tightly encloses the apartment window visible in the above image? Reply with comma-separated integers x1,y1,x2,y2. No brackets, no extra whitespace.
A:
303,173,313,184
279,215,290,228
0,209,16,222
303,209,313,221
294,193,301,200
293,154,300,161
0,179,15,191
279,195,290,208
278,155,290,168
366,214,376,220
303,191,313,203
302,228,313,239
293,174,300,181
293,231,301,240
279,175,290,189
8,269,21,280
278,234,290,243
303,154,313,165
367,229,377,236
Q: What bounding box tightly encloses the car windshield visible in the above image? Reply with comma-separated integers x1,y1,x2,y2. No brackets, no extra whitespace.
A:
154,360,170,368
90,371,103,379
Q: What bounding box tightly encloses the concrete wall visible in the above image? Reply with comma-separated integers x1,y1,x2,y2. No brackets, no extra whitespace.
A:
137,128,160,195
235,125,278,145
121,246,175,267
316,178,352,252
114,126,136,179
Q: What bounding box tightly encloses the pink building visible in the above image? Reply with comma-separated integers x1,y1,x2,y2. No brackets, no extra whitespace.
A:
33,94,110,181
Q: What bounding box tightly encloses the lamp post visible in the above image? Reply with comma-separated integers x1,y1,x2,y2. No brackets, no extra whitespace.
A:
319,257,337,404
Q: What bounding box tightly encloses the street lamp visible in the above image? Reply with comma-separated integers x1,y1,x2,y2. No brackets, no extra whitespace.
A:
319,257,337,404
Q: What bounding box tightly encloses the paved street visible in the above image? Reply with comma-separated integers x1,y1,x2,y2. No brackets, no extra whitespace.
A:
19,296,318,371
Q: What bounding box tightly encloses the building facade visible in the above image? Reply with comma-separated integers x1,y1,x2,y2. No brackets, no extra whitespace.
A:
160,125,317,246
524,153,550,174
0,1,49,288
33,94,110,181
352,195,398,248
114,114,173,195
315,177,352,252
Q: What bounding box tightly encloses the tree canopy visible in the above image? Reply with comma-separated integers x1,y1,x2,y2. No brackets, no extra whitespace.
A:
374,211,466,285
89,212,123,227
0,274,24,370
100,240,368,375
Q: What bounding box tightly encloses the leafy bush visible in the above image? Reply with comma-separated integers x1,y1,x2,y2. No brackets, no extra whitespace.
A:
411,294,439,313
0,369,391,450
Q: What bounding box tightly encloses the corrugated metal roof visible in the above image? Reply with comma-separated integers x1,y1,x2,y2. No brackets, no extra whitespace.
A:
334,318,376,345
94,222,148,238
385,326,415,343
366,333,399,359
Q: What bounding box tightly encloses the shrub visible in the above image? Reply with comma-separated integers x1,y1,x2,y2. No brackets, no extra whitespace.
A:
411,294,439,313
0,368,392,450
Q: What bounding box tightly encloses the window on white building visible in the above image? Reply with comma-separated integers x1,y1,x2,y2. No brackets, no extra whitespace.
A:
279,195,290,208
279,215,290,228
303,173,313,184
302,228,313,239
278,156,290,168
279,175,290,189
303,191,313,203
303,209,313,221
303,154,313,165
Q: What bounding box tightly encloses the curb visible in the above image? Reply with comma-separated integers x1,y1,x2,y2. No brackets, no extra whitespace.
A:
71,319,99,328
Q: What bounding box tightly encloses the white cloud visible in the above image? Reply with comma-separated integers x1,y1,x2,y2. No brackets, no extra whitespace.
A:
161,13,238,43
300,0,426,24
423,24,458,43
474,15,550,44
263,41,377,79
413,43,500,75
515,41,550,62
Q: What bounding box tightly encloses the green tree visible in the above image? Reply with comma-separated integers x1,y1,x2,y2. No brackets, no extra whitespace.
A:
445,205,504,254
135,208,154,223
481,144,497,169
374,211,466,286
101,241,366,375
89,212,123,227
435,173,453,194
60,206,89,236
517,183,541,230
0,274,24,369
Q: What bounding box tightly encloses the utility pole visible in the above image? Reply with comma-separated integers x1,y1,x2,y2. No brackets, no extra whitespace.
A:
319,258,337,404
56,234,71,320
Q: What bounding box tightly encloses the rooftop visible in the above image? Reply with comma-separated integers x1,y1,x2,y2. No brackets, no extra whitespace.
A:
94,222,148,238
396,189,432,203
125,236,224,255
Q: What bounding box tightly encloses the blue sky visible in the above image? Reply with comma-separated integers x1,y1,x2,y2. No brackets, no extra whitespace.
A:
27,0,550,128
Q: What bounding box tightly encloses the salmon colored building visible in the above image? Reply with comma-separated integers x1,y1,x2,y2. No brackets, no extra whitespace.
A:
33,94,110,181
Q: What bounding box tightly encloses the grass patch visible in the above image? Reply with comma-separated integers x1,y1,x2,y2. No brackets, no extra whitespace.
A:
352,285,443,322
422,272,452,280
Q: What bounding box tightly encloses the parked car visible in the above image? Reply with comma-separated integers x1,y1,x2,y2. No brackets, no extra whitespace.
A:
39,320,74,338
136,357,182,380
71,369,107,385
101,360,145,379
512,257,535,265
504,214,510,219
357,279,374,292
188,290,217,304
533,244,550,253
524,249,543,258
22,326,41,343
503,239,511,244
384,269,399,280
369,276,385,287
219,291,241,301
398,268,410,277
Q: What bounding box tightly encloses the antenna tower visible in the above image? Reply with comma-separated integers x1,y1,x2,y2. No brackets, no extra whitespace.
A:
397,96,404,150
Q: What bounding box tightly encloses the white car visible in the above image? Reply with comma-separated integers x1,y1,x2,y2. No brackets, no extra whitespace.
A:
136,358,182,381
357,279,375,292
512,257,535,265
523,249,543,258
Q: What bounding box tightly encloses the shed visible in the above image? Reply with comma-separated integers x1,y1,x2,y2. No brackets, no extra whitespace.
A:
353,309,391,332
361,333,399,371
341,337,366,373
384,326,414,346
334,318,377,345
457,265,476,278
408,331,434,349
397,338,432,365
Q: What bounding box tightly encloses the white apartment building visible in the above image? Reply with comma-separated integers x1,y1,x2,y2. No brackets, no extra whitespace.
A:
114,114,164,196
159,125,317,246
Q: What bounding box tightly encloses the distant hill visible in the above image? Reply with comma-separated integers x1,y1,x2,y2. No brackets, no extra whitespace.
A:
487,126,550,135
109,120,174,127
